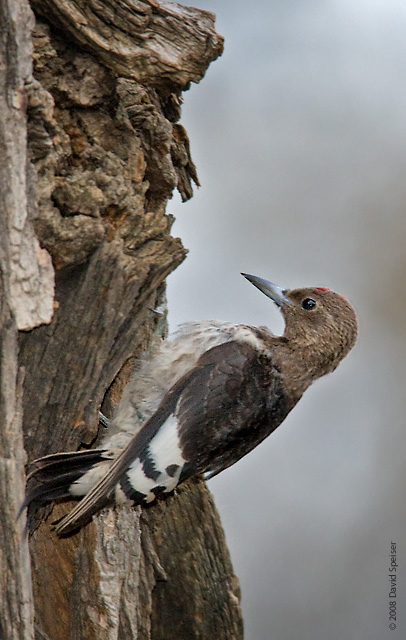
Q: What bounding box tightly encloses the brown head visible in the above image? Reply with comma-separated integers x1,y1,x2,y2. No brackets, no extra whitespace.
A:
242,273,358,381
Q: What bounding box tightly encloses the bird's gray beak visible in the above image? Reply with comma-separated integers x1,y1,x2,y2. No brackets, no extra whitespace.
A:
241,273,291,307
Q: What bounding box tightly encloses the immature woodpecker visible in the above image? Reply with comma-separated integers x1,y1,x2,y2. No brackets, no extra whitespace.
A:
24,273,358,535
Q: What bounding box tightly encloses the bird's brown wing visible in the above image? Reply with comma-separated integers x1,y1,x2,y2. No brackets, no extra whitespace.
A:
176,340,292,479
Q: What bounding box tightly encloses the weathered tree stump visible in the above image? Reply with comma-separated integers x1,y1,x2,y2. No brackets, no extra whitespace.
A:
1,1,244,638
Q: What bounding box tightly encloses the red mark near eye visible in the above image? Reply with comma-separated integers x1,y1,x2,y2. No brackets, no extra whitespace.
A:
315,287,348,301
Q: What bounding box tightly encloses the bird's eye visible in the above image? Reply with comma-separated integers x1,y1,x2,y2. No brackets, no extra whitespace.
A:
301,297,317,310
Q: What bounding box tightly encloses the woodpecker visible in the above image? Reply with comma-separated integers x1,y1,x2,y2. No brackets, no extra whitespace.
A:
24,273,358,535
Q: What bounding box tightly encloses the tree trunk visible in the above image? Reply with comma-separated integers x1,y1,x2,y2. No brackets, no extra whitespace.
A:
1,1,243,638
1,1,50,638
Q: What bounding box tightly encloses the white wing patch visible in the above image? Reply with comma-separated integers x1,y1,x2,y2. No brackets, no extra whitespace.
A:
148,414,185,470
125,414,185,503
126,461,161,502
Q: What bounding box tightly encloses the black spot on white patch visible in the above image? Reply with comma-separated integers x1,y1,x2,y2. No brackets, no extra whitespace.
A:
151,485,167,497
165,463,180,477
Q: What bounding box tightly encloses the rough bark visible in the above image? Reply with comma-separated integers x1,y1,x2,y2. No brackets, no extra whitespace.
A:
1,1,243,638
30,0,224,90
0,2,40,639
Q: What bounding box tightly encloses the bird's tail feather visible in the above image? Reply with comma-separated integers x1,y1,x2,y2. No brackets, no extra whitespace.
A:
22,449,113,513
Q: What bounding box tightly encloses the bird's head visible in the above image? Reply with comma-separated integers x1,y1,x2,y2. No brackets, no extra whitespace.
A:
242,273,358,378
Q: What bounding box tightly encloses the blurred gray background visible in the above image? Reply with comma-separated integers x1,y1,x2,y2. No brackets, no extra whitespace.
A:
166,1,406,638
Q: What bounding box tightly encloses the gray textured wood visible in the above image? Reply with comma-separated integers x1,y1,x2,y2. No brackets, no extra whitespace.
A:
0,1,37,638
0,3,53,332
